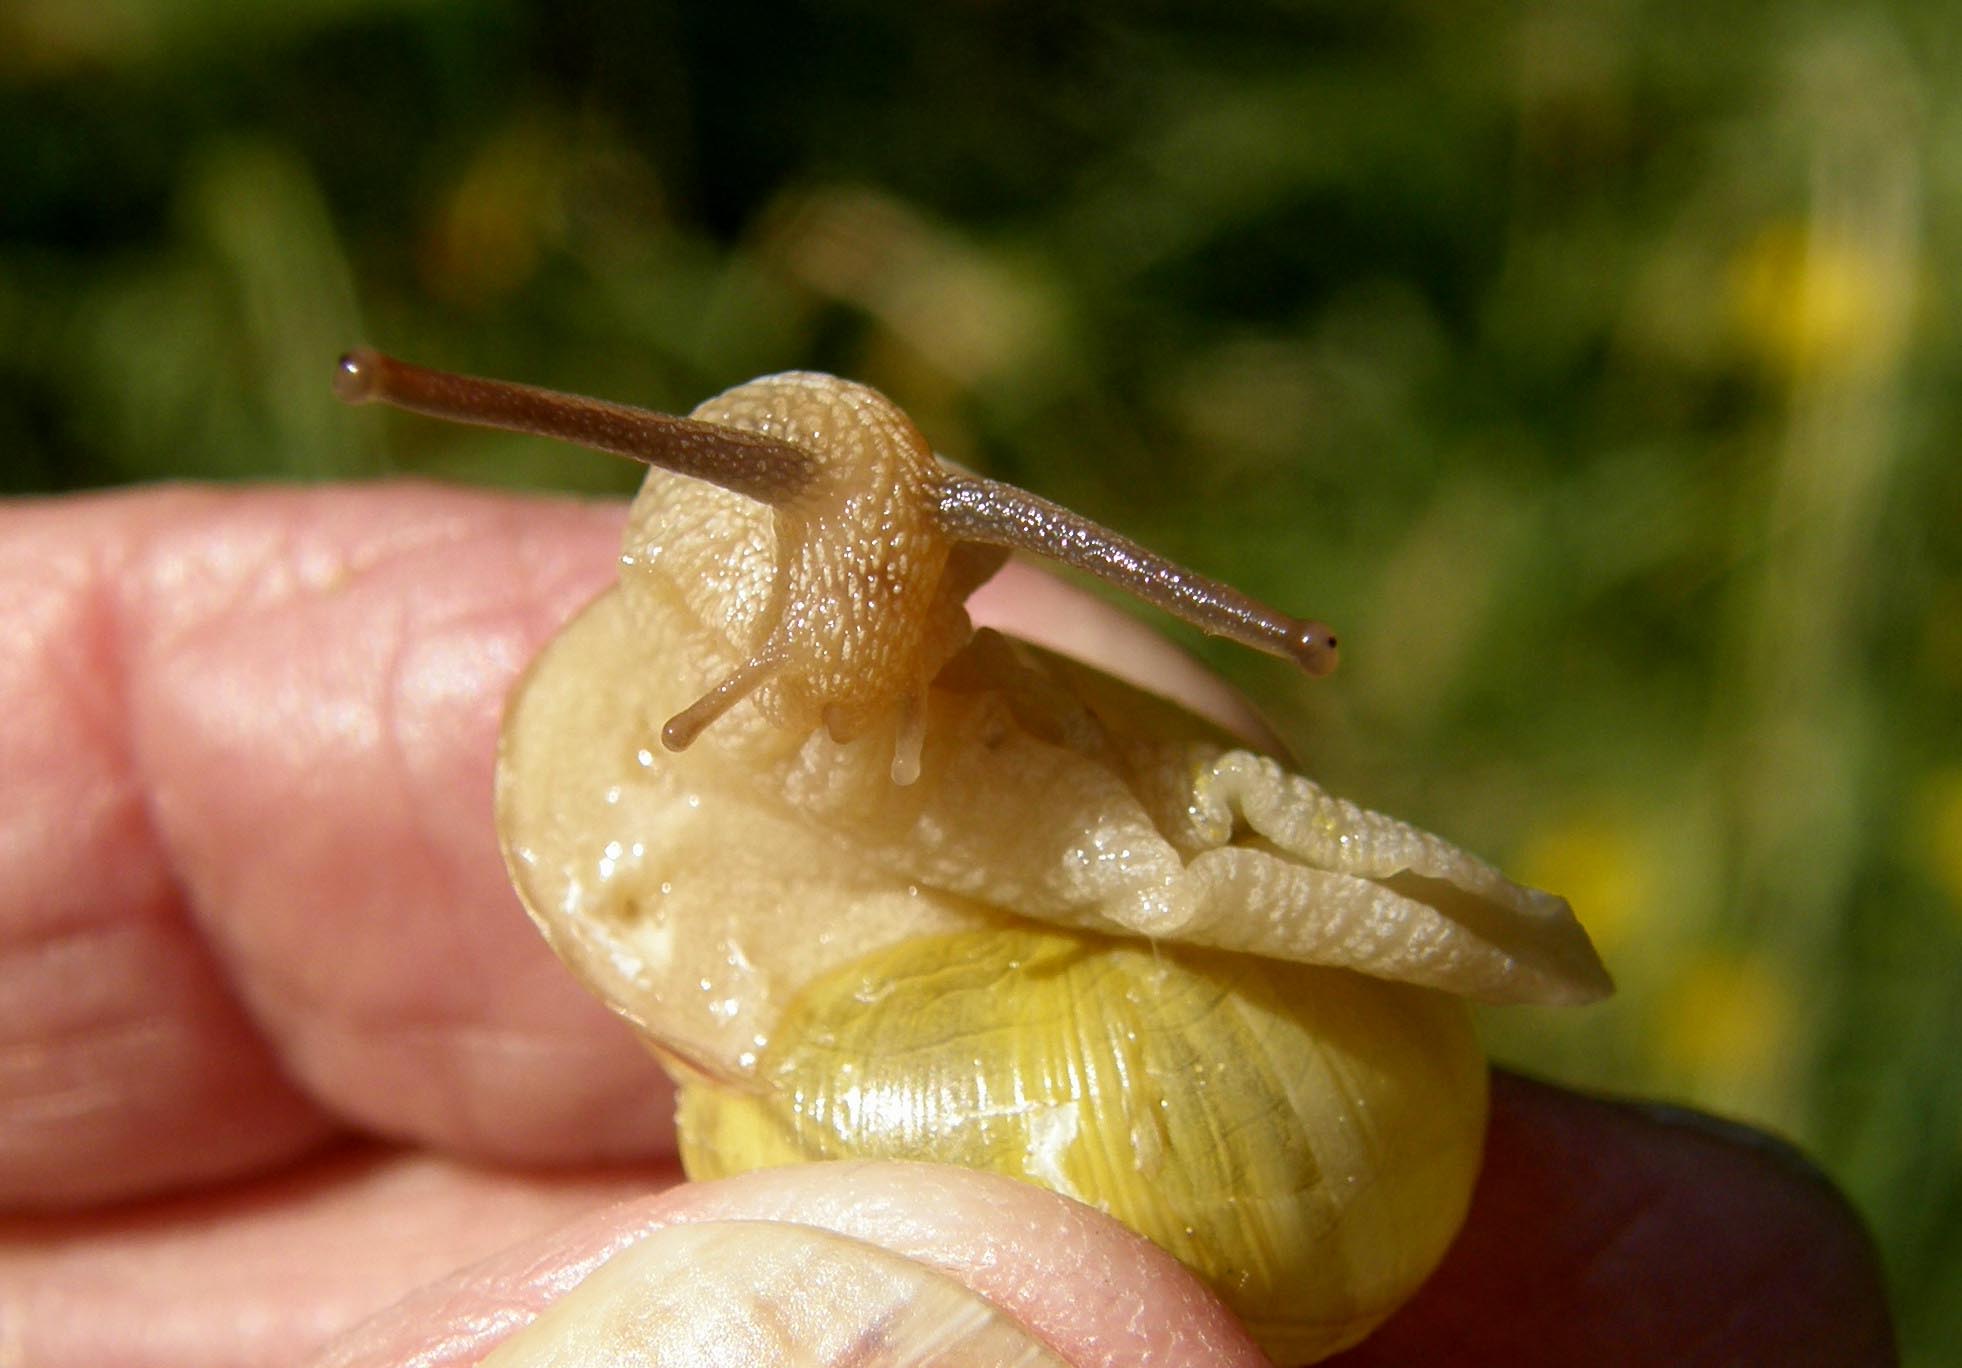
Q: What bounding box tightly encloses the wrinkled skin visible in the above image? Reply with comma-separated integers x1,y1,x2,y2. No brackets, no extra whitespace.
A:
0,487,1896,1366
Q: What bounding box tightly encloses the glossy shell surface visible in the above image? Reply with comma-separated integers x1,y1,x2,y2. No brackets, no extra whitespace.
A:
676,925,1487,1364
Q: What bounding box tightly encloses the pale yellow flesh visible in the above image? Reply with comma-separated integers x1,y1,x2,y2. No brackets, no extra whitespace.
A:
498,576,1606,1083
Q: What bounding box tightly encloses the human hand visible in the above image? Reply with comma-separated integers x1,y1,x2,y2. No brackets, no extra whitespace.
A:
0,485,1895,1365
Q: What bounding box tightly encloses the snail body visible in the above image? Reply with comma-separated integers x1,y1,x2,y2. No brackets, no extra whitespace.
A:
338,350,1610,1363
630,371,1001,781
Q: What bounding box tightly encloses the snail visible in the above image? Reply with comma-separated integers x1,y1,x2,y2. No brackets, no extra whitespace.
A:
334,349,1337,786
337,350,1611,1363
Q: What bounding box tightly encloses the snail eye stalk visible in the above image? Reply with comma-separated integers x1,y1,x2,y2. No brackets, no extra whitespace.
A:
334,348,819,507
936,472,1339,677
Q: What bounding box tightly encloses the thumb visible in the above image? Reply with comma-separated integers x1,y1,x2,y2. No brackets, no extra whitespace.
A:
308,1159,1268,1368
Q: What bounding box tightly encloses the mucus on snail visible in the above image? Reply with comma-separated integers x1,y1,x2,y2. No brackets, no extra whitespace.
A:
337,349,1611,1364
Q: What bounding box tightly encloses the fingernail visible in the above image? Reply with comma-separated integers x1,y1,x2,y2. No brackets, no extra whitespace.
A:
481,1218,1071,1366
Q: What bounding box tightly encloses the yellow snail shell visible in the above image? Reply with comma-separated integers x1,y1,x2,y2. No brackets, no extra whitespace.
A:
336,354,1610,1363
674,925,1487,1365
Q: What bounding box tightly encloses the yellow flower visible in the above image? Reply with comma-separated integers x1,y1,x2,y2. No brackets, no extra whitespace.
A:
1656,951,1797,1086
421,119,562,304
1514,813,1649,958
1915,767,1962,923
1729,221,1902,381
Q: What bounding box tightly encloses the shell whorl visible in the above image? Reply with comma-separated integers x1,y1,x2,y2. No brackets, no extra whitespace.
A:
675,925,1489,1365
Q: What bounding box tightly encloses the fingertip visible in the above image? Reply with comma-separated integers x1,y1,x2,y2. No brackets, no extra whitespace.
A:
1333,1072,1897,1365
966,562,1284,753
316,1161,1270,1368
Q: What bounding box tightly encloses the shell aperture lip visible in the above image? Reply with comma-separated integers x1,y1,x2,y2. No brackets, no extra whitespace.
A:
498,570,1608,1087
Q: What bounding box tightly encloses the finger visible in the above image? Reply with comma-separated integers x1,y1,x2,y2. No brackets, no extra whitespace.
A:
967,567,1281,749
1328,1072,1896,1367
0,1144,674,1368
1,1073,1892,1365
307,1159,1269,1368
307,1079,1893,1367
0,485,668,1205
0,486,1233,1206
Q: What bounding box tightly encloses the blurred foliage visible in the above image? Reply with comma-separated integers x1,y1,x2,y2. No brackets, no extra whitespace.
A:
3,0,1958,1358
